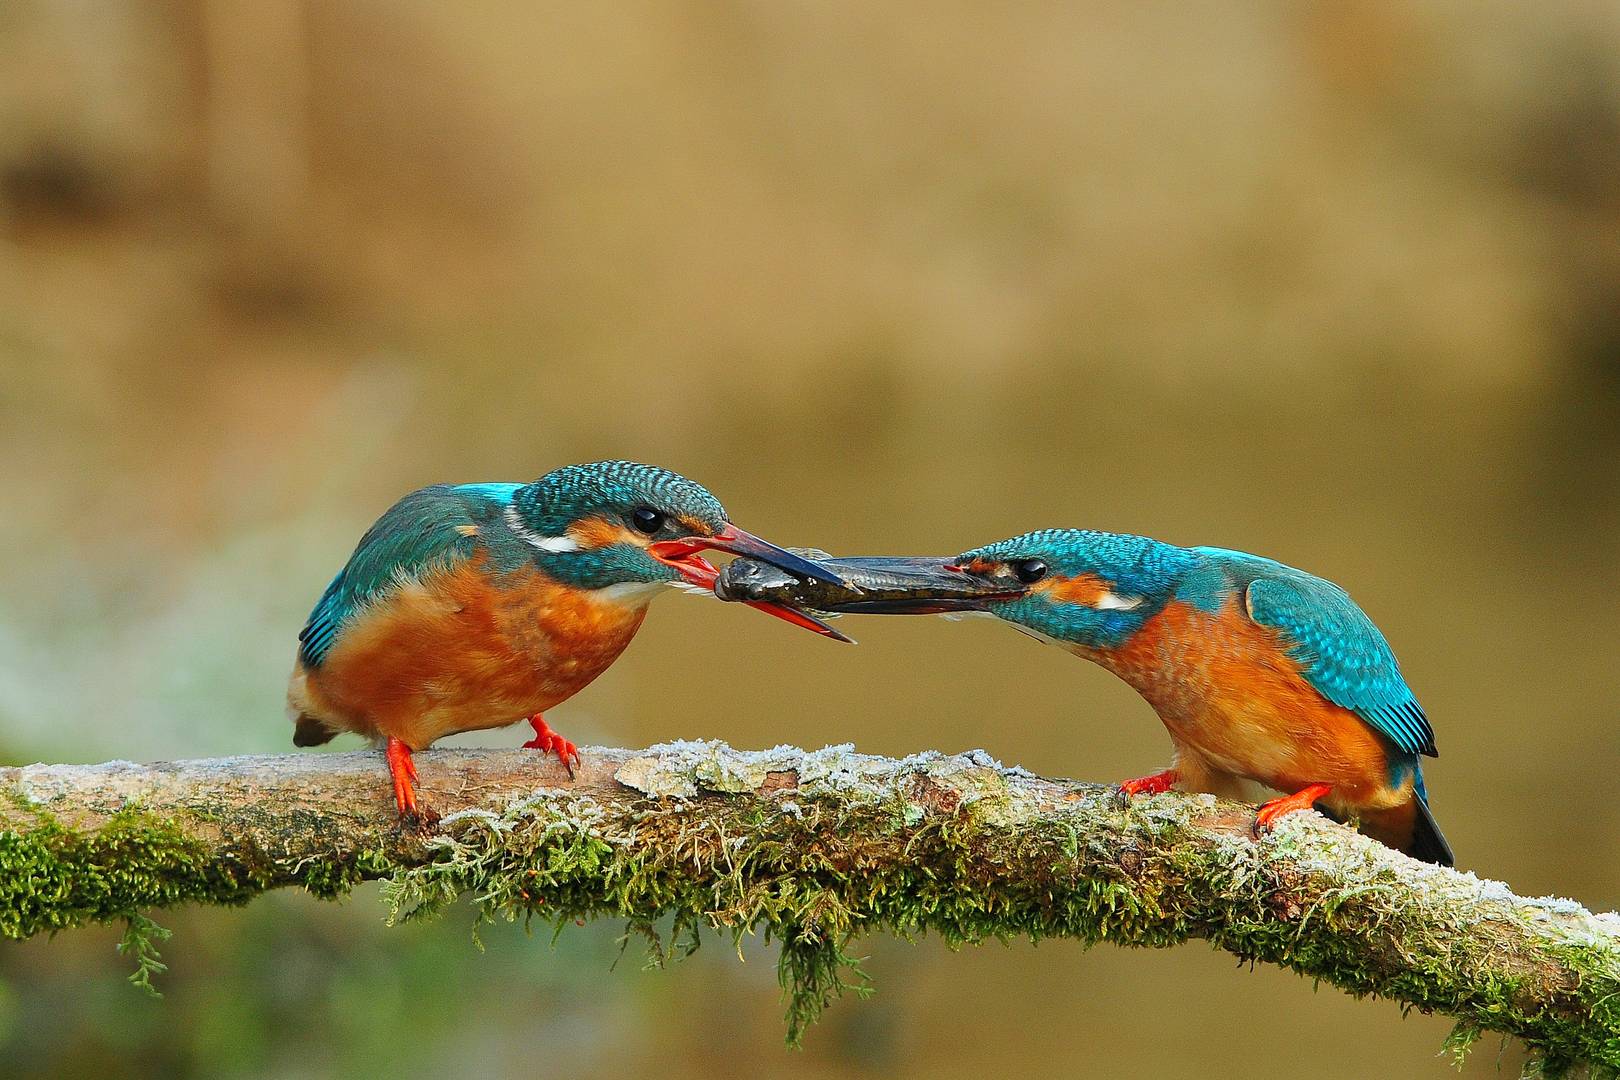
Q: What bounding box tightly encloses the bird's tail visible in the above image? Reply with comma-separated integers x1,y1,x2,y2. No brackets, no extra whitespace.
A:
292,712,337,747
1356,772,1454,866
1406,773,1454,867
287,665,338,747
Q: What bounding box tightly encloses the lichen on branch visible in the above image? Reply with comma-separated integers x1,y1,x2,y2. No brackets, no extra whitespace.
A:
2,743,1617,1072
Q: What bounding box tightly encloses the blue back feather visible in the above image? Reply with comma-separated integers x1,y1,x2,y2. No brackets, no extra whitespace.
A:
297,484,523,667
1196,548,1437,758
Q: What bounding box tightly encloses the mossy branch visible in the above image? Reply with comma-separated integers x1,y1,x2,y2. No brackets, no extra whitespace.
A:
2,743,1617,1070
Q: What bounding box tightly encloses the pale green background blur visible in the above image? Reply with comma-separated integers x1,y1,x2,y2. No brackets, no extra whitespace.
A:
3,3,1620,1077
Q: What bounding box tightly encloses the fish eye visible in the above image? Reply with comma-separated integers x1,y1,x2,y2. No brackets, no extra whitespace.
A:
631,507,666,535
1012,558,1048,584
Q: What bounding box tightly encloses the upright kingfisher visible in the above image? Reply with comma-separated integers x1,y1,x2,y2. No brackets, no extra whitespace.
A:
288,460,846,820
715,530,1453,865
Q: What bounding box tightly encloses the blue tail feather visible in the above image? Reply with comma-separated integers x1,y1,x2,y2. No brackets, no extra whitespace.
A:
1409,770,1453,866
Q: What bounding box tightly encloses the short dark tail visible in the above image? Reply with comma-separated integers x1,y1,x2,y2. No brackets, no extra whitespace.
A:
1408,795,1454,867
292,712,337,748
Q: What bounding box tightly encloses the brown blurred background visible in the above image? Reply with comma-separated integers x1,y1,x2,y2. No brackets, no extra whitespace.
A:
3,2,1620,1077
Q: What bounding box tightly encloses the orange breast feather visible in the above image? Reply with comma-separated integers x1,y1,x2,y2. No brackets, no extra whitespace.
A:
298,557,648,748
1089,600,1402,808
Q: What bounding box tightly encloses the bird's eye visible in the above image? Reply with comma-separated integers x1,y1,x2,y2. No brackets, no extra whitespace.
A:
631,507,666,535
1012,559,1048,584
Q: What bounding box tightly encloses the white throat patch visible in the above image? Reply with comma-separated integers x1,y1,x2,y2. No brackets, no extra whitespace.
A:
593,580,669,604
1095,591,1145,611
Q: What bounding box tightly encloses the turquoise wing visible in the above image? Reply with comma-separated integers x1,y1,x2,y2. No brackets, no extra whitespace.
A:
297,484,521,667
1242,571,1437,757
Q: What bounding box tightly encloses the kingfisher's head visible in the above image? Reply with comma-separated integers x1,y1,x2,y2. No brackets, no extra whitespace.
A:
948,530,1195,648
510,461,847,637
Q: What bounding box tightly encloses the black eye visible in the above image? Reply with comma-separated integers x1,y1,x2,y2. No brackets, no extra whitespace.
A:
631,507,665,535
1012,559,1048,584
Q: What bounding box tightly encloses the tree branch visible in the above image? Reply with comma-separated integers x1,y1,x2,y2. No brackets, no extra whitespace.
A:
2,742,1616,1070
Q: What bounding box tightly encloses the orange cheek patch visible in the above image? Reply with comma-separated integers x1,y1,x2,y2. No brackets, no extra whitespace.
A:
1036,573,1116,606
568,516,641,550
674,514,711,537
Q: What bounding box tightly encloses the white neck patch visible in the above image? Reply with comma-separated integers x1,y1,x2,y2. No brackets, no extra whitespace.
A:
1095,590,1145,611
593,580,669,604
504,505,581,553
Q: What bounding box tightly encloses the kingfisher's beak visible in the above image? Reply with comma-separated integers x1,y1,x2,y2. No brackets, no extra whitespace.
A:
650,525,854,643
651,525,846,585
711,525,848,585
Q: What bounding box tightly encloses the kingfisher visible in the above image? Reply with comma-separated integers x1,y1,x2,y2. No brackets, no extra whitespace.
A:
717,531,1453,864
288,460,847,820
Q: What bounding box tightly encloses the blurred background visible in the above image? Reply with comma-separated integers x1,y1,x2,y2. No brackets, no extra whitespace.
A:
2,2,1619,1076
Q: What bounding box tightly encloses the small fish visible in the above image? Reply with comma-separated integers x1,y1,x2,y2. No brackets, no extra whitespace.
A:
715,554,1022,614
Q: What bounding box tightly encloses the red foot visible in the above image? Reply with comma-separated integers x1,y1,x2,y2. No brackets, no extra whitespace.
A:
1119,769,1178,797
1255,783,1333,830
386,736,423,820
523,714,580,776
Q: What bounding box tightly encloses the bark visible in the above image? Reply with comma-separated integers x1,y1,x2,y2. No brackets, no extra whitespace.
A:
2,742,1616,1072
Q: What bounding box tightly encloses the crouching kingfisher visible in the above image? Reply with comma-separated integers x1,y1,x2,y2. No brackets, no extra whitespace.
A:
288,460,847,820
725,530,1453,865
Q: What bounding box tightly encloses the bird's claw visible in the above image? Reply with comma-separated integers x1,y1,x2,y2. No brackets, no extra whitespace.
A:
386,736,434,822
1118,769,1178,798
1253,783,1334,833
523,715,580,778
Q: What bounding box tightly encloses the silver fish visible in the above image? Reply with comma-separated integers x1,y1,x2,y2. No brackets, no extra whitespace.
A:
714,555,1022,614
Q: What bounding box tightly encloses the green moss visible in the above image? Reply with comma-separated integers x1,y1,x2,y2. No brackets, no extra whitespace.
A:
117,911,172,996
364,787,1620,1069
298,849,392,901
0,804,401,991
0,808,256,939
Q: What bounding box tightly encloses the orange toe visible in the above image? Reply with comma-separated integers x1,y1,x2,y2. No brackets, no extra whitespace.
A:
523,714,581,775
386,736,422,818
1255,783,1333,830
1119,769,1178,797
